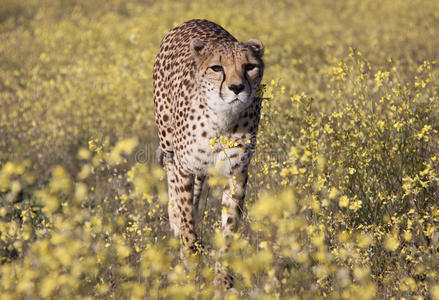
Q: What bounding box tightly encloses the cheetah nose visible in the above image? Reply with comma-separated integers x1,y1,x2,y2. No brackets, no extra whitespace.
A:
228,84,245,95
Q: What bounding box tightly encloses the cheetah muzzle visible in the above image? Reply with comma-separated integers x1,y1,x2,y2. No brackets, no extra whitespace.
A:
153,19,264,290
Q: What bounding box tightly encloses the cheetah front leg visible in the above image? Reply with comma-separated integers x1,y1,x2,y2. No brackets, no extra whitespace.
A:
166,160,203,257
215,170,248,289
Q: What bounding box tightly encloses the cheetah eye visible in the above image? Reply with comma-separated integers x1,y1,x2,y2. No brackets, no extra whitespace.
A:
245,64,257,71
210,65,223,72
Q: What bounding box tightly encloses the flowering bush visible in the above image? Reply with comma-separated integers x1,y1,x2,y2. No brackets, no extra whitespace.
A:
1,0,439,298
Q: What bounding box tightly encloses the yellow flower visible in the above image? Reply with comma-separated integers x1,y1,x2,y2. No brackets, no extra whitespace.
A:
339,195,349,208
384,234,400,252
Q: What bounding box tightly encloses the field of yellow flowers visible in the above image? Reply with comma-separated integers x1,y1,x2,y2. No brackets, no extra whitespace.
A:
1,0,439,298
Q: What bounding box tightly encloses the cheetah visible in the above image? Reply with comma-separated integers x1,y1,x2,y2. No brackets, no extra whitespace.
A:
153,19,264,288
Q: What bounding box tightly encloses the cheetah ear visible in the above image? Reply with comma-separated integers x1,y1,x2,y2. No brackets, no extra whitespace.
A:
190,38,206,62
245,38,264,57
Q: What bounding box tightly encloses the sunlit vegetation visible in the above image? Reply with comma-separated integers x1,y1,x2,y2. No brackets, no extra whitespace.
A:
1,0,439,298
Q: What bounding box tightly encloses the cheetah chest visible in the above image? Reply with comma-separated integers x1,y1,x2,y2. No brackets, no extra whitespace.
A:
177,116,252,177
183,142,249,176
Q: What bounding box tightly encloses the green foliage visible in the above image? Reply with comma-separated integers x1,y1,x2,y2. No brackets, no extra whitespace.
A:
1,0,439,298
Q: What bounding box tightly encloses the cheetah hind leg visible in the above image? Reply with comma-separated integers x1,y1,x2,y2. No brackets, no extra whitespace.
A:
156,147,165,167
192,175,205,221
156,146,174,167
166,161,181,239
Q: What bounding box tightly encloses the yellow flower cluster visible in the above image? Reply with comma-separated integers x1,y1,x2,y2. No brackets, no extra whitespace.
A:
209,135,239,150
1,0,439,298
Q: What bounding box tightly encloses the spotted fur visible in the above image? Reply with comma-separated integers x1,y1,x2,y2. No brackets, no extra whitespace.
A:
153,19,264,289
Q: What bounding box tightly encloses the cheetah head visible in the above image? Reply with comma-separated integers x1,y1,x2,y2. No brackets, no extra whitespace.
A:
190,38,264,114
